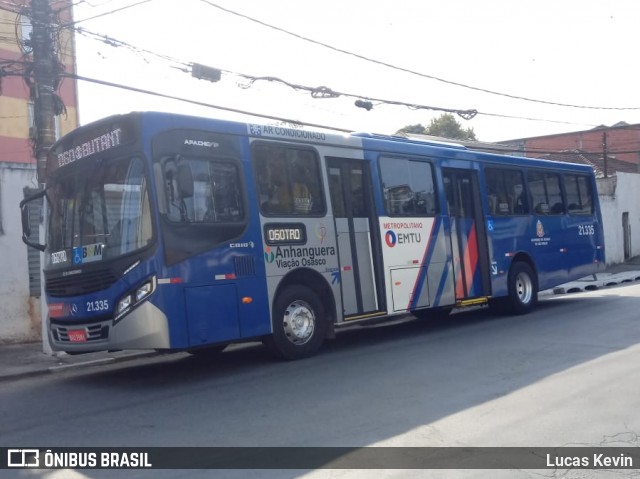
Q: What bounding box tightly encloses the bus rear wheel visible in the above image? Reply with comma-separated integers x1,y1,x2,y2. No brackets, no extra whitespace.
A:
496,261,538,315
264,285,326,360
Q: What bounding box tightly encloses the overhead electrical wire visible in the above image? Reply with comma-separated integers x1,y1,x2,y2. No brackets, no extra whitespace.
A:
37,1,636,138
63,26,605,129
64,26,477,120
66,70,640,158
0,1,23,15
72,26,191,70
64,71,353,133
198,0,640,112
61,0,154,27
236,75,478,120
7,0,640,167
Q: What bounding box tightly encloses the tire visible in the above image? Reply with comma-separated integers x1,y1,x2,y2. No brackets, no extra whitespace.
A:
264,285,326,360
500,261,538,315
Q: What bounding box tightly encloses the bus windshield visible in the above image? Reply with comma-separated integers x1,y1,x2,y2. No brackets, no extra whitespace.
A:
46,156,153,269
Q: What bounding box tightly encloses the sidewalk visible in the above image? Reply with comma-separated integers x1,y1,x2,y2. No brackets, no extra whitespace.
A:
542,255,640,295
0,342,158,383
2,257,640,383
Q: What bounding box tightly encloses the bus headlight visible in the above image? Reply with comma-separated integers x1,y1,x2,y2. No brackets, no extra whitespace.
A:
115,276,156,323
136,281,153,301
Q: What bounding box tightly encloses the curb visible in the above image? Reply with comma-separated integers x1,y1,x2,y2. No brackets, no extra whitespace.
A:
0,350,158,383
541,271,640,296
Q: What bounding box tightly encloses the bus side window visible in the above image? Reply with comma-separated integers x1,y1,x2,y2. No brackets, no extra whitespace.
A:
254,147,291,215
565,174,594,215
380,157,436,217
291,161,313,214
534,202,549,215
485,167,527,216
528,171,564,216
512,184,527,214
253,144,323,216
163,162,183,222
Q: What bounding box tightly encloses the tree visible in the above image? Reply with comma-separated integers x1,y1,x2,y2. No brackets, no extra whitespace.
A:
397,113,477,141
395,123,427,135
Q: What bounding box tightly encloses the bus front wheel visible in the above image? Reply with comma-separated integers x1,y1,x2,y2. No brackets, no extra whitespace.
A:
499,261,538,315
264,285,326,360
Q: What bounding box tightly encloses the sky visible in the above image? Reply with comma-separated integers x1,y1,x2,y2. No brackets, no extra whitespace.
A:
69,0,640,143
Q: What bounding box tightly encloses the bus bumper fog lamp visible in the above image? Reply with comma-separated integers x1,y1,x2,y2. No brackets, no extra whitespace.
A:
117,295,132,314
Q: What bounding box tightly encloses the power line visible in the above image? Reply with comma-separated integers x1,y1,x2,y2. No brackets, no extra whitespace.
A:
59,27,604,129
63,26,477,120
67,72,640,159
43,5,636,137
198,0,640,112
65,71,354,133
236,75,478,120
71,26,191,70
61,0,153,27
475,110,599,128
485,145,640,156
69,28,561,125
0,2,23,15
54,0,106,15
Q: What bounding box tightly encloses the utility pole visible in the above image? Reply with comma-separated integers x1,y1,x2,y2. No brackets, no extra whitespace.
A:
29,0,59,354
602,130,609,179
30,0,58,186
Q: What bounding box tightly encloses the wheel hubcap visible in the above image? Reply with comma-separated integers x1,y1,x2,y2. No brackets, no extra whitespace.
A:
282,300,315,345
515,272,533,304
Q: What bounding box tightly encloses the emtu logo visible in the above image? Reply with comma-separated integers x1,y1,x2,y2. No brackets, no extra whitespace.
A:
385,230,397,247
264,247,275,263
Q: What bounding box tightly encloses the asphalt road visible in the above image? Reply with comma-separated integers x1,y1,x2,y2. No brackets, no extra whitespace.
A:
2,283,640,479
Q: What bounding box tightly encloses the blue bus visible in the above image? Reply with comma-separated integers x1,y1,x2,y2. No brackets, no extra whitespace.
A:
20,112,605,359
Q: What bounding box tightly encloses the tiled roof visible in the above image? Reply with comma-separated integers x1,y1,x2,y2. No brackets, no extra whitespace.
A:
533,150,638,177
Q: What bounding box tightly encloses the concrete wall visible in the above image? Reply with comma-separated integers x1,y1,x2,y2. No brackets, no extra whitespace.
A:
0,163,41,343
598,172,640,265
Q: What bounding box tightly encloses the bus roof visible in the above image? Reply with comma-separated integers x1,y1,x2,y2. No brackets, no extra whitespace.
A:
65,112,595,175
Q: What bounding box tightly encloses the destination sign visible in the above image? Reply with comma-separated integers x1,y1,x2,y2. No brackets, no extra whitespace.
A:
56,128,122,168
264,223,307,245
47,116,135,177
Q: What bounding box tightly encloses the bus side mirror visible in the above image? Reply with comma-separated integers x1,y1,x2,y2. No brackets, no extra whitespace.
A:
21,204,31,238
19,190,47,252
177,163,194,199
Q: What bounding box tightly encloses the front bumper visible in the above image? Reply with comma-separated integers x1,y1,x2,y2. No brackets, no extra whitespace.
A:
48,301,170,353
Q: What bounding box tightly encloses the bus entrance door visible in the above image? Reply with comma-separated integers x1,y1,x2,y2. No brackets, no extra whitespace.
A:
327,158,384,319
442,169,491,302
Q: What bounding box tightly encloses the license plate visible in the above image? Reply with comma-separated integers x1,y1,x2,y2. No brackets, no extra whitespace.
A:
68,329,87,343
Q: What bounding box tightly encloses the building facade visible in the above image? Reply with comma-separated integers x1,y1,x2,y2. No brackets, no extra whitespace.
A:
501,123,640,174
0,0,78,342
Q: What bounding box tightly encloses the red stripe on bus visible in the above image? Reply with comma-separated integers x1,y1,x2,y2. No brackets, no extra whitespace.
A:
464,223,479,295
406,220,436,310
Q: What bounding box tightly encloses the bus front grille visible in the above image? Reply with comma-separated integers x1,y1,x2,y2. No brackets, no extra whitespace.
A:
46,269,119,297
52,324,108,342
